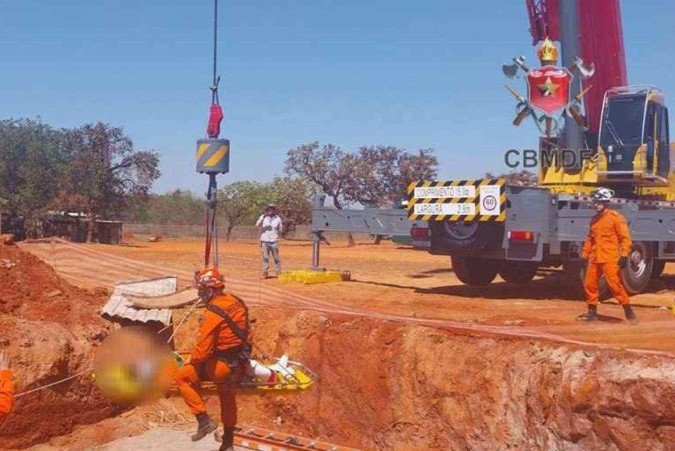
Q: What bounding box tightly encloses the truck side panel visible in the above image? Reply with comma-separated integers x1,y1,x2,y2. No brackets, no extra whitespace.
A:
503,186,551,261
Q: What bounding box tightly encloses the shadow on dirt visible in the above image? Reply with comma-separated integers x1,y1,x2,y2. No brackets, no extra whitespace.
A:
593,314,625,323
418,268,455,275
417,274,583,301
352,270,675,303
645,274,675,293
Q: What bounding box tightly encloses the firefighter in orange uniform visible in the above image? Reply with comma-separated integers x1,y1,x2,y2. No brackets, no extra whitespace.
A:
578,188,637,322
174,268,250,451
0,352,14,421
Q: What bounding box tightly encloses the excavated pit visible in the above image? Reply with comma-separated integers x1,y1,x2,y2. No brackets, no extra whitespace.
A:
1,244,675,449
236,309,675,450
0,244,119,449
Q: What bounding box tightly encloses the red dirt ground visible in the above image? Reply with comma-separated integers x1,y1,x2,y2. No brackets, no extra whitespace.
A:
6,238,675,449
22,238,675,353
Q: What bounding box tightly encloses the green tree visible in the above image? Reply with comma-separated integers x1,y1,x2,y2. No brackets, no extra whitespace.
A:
270,177,314,238
218,181,272,241
0,119,70,229
484,170,538,186
56,122,160,241
346,146,438,207
142,190,204,225
284,142,354,209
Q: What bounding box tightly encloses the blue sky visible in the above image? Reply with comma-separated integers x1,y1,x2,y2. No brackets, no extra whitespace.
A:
1,0,673,194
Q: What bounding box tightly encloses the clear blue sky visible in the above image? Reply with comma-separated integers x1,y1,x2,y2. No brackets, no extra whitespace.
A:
1,0,673,194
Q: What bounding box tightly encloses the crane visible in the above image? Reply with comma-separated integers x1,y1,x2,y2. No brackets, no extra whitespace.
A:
406,0,675,295
524,0,673,200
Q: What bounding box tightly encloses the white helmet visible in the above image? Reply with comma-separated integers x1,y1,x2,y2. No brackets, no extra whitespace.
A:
590,187,614,202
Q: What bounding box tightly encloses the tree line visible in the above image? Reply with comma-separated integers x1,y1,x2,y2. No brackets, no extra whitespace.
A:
0,119,442,242
125,142,441,241
0,119,159,240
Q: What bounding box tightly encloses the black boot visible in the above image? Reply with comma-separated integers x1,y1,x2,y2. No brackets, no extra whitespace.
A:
216,427,235,451
191,413,217,441
623,305,637,322
577,305,598,322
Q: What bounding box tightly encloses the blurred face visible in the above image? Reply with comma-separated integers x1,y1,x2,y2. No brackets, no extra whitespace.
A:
267,208,276,216
198,285,223,301
593,201,608,213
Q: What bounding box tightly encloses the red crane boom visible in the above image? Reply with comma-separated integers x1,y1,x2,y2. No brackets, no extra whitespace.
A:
526,0,628,135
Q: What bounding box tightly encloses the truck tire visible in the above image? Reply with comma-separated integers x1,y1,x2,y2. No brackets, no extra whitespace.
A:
452,256,500,286
621,241,654,295
652,259,666,278
436,221,504,253
565,242,654,299
499,262,539,284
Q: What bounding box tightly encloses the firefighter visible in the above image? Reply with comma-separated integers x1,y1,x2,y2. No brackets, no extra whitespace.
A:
578,187,637,322
0,351,14,421
174,268,250,451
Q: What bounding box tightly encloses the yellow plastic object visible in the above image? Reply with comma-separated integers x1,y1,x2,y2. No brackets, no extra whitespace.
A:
278,269,350,284
259,368,314,391
239,365,317,391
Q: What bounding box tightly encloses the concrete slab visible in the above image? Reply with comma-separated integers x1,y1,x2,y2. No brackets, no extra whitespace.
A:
95,427,243,450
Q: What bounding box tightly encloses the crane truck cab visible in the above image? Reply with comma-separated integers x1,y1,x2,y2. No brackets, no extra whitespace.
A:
597,86,672,188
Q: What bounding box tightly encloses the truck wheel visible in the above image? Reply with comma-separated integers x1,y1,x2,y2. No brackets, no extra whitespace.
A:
436,221,504,252
563,260,608,300
621,241,654,294
451,256,500,286
652,259,666,278
499,262,539,284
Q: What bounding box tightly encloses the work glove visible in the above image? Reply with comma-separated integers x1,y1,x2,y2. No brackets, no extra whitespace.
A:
618,256,628,268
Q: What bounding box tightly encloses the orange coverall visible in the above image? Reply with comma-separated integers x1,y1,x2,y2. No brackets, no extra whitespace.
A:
175,293,248,429
581,209,632,305
0,369,14,420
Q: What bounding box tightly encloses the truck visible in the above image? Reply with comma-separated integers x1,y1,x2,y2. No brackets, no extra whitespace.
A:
410,0,675,297
310,0,674,297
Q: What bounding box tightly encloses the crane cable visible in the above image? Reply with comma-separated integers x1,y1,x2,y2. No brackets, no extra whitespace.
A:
204,0,223,269
211,0,220,106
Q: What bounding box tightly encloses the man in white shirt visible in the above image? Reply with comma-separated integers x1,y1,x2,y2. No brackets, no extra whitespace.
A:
255,204,283,278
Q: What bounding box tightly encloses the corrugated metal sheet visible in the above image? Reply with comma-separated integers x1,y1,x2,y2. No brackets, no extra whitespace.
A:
101,277,177,326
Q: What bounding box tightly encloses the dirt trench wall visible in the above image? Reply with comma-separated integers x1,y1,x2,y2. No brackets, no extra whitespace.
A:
0,317,120,449
244,310,675,450
0,243,119,449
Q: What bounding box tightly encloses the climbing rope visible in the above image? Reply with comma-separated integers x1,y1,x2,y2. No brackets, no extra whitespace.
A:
14,369,91,399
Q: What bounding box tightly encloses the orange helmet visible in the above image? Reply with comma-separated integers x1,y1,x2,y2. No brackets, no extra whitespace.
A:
195,268,225,289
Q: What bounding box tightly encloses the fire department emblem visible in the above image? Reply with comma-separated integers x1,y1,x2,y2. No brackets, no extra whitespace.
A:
502,37,594,136
526,66,572,115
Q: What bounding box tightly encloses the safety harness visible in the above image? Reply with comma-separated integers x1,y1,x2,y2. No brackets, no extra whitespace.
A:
206,295,252,365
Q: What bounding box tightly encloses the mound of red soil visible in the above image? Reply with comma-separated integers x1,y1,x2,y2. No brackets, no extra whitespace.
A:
0,243,108,322
0,245,118,449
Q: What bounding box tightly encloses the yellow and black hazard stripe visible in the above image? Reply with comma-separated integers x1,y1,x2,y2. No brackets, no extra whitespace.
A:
407,179,506,222
196,138,230,174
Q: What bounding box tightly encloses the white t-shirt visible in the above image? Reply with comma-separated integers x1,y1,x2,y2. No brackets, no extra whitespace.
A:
256,215,283,242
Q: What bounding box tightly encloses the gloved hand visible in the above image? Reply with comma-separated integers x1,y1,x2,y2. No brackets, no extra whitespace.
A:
618,256,628,268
